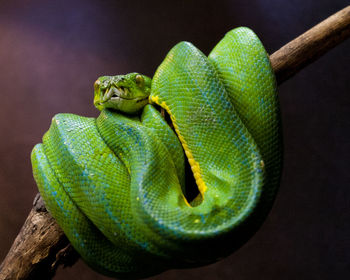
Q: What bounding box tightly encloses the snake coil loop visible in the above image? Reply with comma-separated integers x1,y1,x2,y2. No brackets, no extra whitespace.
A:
31,27,282,278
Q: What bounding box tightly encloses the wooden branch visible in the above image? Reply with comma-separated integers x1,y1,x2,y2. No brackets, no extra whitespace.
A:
0,195,79,280
270,5,350,84
1,5,349,280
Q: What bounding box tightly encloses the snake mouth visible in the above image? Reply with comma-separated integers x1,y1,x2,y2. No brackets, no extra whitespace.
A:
110,96,149,103
95,86,150,114
103,87,128,102
102,87,148,103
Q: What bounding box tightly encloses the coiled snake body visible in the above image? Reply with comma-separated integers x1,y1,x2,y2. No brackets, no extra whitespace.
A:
31,27,281,278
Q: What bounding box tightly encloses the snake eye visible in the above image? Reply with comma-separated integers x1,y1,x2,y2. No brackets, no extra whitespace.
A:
94,79,101,91
135,75,144,87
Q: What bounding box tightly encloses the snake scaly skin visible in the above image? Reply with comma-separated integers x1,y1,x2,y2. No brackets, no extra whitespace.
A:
31,27,282,278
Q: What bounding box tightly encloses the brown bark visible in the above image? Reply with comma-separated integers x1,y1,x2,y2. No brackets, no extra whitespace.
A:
270,5,350,84
0,195,79,280
1,5,349,280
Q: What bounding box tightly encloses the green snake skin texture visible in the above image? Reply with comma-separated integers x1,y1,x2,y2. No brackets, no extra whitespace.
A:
31,27,282,279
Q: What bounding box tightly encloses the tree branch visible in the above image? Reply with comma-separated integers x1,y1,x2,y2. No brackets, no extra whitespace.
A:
270,5,350,84
1,5,349,280
0,195,79,280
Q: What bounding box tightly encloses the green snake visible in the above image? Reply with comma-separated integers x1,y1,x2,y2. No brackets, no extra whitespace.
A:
31,27,281,278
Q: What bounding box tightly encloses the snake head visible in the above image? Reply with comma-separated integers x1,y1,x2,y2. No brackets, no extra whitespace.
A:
93,73,152,114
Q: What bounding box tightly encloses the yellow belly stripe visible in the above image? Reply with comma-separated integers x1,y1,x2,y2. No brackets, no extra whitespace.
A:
149,95,208,201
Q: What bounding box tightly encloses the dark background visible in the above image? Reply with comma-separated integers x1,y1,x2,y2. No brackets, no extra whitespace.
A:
0,0,349,279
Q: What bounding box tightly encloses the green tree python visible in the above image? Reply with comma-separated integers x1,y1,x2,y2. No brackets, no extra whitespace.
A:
31,27,282,279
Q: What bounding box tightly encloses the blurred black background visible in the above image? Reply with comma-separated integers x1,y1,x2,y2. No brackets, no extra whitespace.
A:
0,1,349,279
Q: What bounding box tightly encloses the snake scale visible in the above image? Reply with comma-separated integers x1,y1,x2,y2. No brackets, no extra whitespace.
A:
31,27,282,278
